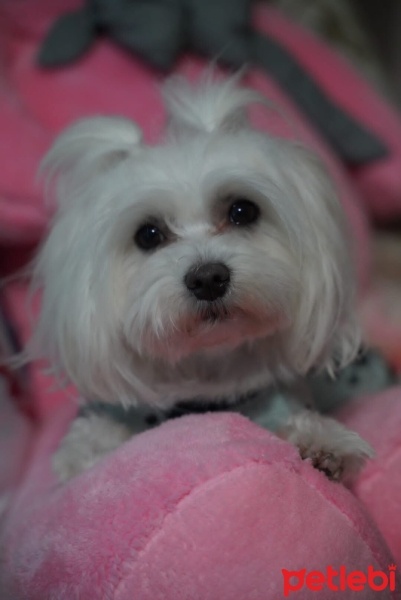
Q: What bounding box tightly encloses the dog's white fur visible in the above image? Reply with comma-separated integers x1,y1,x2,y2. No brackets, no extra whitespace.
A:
28,73,373,481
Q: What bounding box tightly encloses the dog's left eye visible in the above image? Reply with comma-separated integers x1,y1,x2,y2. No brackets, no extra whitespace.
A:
135,224,165,251
228,199,260,226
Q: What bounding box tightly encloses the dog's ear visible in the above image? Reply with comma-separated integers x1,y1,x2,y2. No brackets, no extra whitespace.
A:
40,117,143,201
162,72,260,135
30,117,145,401
279,143,361,374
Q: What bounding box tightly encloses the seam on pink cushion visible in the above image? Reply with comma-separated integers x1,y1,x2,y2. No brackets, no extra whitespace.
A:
300,471,397,593
112,459,297,598
113,457,388,599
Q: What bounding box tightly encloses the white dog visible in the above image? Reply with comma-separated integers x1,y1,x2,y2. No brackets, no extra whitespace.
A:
28,73,373,482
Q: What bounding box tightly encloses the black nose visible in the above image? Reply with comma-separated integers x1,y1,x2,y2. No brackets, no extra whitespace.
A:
184,262,231,301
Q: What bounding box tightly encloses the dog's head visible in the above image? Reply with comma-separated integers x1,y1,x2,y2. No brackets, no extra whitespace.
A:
30,74,359,406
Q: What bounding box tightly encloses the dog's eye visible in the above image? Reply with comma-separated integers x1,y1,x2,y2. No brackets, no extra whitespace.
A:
135,224,165,251
228,199,260,226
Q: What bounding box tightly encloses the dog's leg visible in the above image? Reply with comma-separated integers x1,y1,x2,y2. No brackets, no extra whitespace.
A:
52,414,133,482
278,408,374,482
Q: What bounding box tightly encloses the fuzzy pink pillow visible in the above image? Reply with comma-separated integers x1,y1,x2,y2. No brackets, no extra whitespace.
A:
1,408,398,600
338,387,401,565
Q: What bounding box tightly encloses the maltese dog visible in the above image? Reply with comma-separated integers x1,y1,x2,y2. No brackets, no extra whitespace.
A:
28,73,373,482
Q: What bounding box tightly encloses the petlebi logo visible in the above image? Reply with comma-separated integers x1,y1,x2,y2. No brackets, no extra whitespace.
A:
281,564,397,596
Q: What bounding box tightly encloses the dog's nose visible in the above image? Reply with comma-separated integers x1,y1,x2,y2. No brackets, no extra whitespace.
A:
184,262,231,301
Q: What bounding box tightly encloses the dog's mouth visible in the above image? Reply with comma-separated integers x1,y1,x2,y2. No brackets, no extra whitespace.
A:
139,300,287,363
198,301,231,324
182,301,283,348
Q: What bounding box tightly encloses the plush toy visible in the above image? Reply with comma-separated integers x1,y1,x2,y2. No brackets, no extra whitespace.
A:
1,2,401,598
1,405,400,600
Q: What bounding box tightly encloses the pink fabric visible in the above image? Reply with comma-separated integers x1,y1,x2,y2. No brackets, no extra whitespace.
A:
257,5,401,222
338,388,401,564
1,411,397,600
360,289,401,373
0,380,34,497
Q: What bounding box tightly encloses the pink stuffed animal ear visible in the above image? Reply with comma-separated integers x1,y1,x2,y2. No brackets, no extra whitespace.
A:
255,5,401,223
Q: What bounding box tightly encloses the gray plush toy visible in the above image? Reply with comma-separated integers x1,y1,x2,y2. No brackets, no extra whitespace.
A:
38,0,387,165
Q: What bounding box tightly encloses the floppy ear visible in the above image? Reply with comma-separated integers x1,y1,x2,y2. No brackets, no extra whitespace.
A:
27,116,145,403
162,72,261,134
41,116,143,208
280,143,361,373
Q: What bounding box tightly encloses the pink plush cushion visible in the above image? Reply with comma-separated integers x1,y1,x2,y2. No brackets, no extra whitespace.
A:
338,387,401,564
1,410,397,600
256,5,401,223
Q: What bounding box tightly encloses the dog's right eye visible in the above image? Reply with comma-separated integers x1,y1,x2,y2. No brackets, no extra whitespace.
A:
135,224,165,251
228,199,260,227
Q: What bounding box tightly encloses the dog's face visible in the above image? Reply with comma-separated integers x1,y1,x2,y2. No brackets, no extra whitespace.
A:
115,132,298,362
31,75,359,406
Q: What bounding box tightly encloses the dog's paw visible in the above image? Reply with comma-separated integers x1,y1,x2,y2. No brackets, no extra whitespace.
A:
298,448,345,481
280,411,374,482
